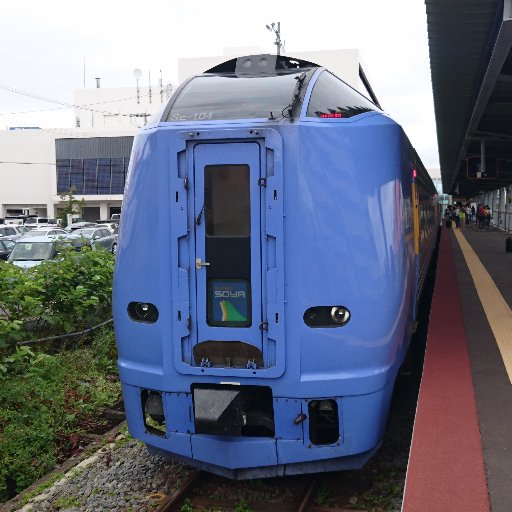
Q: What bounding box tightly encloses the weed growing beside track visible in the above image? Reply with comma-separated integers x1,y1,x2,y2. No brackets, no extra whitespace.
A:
0,326,121,502
0,248,122,503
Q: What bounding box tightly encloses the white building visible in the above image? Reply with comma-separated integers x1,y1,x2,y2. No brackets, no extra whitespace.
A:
0,49,378,222
0,84,166,221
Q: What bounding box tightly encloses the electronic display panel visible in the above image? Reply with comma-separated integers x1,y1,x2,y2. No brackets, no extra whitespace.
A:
208,279,251,327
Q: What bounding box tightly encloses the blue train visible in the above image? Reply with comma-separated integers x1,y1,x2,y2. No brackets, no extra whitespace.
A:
113,54,438,478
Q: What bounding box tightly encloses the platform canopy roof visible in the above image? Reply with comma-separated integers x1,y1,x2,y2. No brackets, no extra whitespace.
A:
426,0,512,198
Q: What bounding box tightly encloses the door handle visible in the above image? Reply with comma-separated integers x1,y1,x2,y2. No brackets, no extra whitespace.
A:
196,258,211,270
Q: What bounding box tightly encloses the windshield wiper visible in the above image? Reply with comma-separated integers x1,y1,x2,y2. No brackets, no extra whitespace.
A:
289,72,307,121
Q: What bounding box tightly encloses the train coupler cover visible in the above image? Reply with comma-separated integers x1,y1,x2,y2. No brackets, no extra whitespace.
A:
192,384,274,437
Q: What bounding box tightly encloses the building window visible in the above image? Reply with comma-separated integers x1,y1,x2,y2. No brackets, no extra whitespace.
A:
70,159,84,194
97,158,111,194
56,158,129,195
84,160,97,194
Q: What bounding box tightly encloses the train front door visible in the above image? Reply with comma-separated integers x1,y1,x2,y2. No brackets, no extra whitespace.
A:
192,142,264,369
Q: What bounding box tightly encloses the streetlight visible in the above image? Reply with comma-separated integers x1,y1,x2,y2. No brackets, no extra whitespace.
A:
266,22,283,56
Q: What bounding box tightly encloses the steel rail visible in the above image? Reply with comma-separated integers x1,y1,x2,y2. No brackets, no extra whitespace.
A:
296,477,317,512
154,469,203,512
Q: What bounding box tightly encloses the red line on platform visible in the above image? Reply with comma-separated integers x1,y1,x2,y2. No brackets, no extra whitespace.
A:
402,229,489,511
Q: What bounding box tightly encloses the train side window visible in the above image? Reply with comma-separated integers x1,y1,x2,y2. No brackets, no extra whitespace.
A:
306,71,377,119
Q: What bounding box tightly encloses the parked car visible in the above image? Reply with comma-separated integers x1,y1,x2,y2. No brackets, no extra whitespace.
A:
0,225,25,241
24,217,58,228
65,222,97,232
8,235,63,268
20,228,67,239
64,227,117,253
95,220,119,234
0,239,16,260
14,225,31,234
1,216,27,226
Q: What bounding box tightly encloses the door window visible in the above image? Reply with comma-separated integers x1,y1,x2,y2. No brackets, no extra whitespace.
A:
204,164,251,327
205,165,250,237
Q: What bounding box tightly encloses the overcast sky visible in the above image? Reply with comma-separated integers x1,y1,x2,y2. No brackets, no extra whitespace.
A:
0,0,440,175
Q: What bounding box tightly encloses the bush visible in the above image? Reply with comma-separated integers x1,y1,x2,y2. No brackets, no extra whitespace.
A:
0,246,119,501
0,248,114,346
0,329,121,501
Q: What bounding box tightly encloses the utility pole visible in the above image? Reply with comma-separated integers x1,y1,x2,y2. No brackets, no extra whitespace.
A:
266,22,283,56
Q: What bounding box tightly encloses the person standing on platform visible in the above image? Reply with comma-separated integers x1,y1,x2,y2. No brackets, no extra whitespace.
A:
484,205,492,230
454,205,461,228
459,206,466,229
477,204,485,230
444,206,452,228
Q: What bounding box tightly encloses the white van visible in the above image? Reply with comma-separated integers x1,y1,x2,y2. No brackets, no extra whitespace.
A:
3,216,26,225
24,218,58,229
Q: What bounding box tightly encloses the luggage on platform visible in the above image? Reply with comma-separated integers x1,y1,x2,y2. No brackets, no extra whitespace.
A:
445,219,452,228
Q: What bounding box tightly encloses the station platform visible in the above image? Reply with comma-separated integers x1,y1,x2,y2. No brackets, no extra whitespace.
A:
402,225,512,512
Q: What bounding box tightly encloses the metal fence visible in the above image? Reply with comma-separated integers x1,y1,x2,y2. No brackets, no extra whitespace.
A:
491,208,512,233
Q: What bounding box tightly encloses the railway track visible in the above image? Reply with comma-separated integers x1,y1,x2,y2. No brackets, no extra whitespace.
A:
4,325,427,512
4,379,413,512
154,471,356,512
3,352,422,512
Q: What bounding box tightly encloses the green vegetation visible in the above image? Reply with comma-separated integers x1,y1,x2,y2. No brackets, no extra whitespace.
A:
234,501,254,512
0,247,114,346
0,248,120,502
315,482,335,508
20,471,65,506
180,498,194,512
54,495,81,509
0,328,121,502
57,188,85,229
0,327,120,502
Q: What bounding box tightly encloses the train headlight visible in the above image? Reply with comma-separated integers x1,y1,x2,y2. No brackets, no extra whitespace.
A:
128,302,159,323
330,306,350,325
304,306,351,327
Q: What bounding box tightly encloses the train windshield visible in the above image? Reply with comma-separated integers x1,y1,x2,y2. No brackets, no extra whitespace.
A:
306,71,378,119
164,72,310,122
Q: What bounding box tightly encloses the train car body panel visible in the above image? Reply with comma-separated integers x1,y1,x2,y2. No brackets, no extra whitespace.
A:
113,55,438,478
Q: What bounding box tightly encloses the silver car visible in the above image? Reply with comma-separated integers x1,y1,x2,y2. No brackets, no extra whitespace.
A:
20,228,67,239
0,239,16,260
64,227,117,254
0,225,25,241
8,235,61,268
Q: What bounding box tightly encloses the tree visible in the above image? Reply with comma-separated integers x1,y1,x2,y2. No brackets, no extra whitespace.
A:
57,188,85,228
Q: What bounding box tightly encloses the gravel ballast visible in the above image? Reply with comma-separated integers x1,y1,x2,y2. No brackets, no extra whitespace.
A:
6,435,194,512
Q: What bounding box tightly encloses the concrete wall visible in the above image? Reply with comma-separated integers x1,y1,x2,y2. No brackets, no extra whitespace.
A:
0,128,134,219
0,129,56,217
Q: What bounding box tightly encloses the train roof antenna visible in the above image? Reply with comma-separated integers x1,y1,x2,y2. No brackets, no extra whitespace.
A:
266,22,283,56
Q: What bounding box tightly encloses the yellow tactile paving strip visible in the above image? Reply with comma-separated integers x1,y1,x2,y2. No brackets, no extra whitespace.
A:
453,229,512,383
